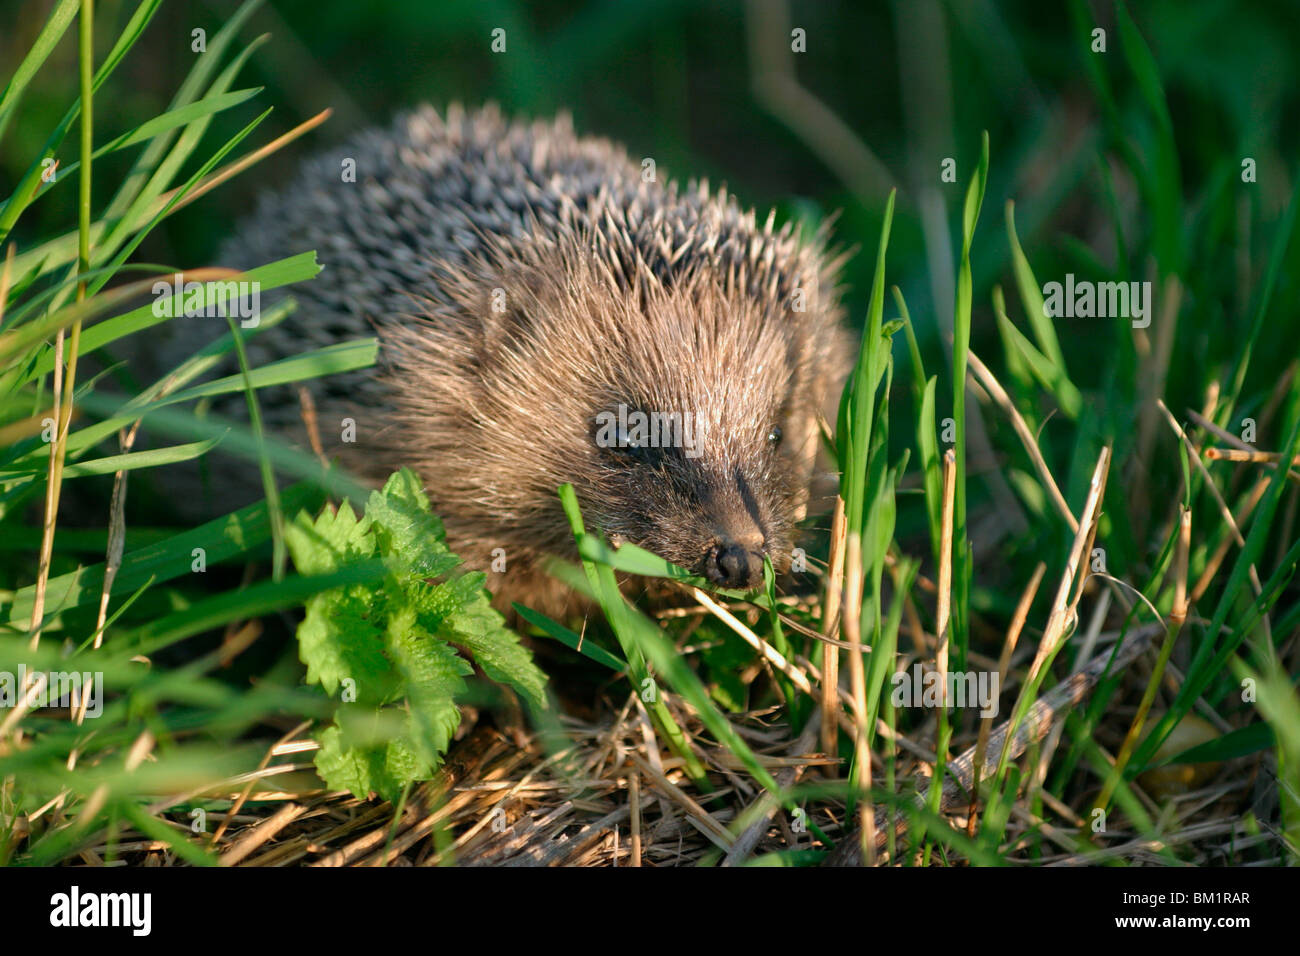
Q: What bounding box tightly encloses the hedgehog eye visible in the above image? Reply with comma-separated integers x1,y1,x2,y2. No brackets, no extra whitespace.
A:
591,409,660,464
767,425,783,448
607,438,661,466
613,424,643,453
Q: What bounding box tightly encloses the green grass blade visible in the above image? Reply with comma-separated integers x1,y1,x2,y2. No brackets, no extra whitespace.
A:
5,482,325,628
0,436,220,481
31,88,264,194
225,315,286,580
1005,200,1066,370
28,253,321,378
514,605,627,672
0,0,79,143
0,0,164,241
950,132,990,669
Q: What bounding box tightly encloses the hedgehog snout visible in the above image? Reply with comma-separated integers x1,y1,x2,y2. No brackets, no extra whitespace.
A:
704,537,766,589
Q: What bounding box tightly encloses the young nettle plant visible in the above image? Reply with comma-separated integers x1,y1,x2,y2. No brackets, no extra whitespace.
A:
286,468,548,800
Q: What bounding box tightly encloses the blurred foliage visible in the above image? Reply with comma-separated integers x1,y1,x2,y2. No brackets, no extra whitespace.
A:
5,0,1296,342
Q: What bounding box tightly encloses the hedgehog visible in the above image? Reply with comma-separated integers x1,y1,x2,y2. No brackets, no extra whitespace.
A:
182,104,851,616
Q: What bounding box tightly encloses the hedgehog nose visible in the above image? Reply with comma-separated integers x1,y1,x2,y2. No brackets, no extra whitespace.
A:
706,541,761,589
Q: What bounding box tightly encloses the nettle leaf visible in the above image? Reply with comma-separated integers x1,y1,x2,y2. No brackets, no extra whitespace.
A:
384,598,471,765
288,468,550,802
286,500,373,576
409,571,549,712
286,504,391,699
374,737,432,803
411,572,476,625
295,585,393,701
315,715,432,803
446,585,548,712
367,467,454,576
314,725,370,798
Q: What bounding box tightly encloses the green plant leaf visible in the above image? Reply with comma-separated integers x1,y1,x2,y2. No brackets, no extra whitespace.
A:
386,605,471,765
447,586,548,711
286,468,548,801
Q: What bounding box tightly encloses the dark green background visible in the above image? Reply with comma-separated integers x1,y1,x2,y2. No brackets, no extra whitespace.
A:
5,0,1297,338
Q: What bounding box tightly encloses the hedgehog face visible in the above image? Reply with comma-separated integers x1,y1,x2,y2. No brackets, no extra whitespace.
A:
580,296,817,592
586,402,802,589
